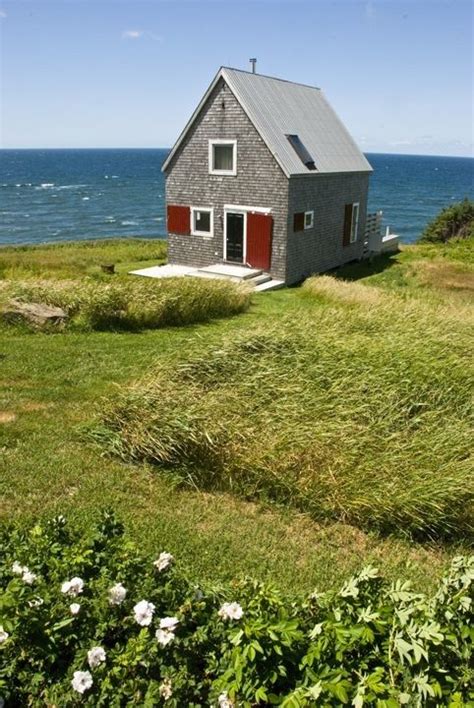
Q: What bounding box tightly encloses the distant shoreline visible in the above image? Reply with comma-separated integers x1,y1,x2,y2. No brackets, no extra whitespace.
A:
0,147,473,160
0,236,168,250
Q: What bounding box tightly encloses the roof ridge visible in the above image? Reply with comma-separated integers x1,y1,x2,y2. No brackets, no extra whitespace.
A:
221,66,321,91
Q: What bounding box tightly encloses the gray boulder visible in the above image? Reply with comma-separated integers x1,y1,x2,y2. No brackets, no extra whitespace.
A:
2,299,68,329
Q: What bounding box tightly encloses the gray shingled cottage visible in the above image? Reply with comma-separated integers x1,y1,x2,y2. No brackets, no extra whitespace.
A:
161,66,373,288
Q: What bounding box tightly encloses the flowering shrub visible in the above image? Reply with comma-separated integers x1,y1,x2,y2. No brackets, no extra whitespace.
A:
0,513,472,706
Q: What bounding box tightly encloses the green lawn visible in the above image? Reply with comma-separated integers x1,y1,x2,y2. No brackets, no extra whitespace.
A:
0,239,472,596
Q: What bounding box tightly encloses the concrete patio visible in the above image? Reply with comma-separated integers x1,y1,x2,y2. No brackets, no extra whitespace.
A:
129,263,284,292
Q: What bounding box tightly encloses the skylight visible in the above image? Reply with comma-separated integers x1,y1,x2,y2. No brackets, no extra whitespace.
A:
286,134,316,171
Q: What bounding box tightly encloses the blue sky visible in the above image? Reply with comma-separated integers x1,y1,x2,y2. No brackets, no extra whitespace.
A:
0,0,472,155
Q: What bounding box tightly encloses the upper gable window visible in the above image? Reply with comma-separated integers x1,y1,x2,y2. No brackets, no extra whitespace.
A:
209,139,237,176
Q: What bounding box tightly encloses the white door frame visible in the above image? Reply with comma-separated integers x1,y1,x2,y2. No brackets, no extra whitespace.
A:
223,205,271,264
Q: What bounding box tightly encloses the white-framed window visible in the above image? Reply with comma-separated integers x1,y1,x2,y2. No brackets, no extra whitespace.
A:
191,206,213,237
209,139,237,176
350,202,359,243
304,210,314,230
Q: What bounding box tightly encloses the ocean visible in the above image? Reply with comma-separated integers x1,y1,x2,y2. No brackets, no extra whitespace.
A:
0,149,472,246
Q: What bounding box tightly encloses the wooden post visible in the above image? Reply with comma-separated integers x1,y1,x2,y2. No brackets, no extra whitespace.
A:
100,264,115,274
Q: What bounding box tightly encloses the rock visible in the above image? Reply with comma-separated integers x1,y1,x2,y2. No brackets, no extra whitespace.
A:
2,299,68,329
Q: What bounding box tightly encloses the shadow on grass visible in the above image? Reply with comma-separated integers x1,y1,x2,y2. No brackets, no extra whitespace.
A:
331,252,400,282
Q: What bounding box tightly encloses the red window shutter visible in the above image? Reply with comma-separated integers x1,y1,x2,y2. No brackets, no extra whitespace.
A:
343,204,353,247
293,212,304,232
167,205,190,235
246,212,273,271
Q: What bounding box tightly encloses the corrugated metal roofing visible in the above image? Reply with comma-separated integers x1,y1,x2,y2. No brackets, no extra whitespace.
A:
162,67,372,176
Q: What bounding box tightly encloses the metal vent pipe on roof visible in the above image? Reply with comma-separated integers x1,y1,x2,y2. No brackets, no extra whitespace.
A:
249,58,257,74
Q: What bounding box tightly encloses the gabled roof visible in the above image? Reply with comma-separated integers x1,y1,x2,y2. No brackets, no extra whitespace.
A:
162,67,372,176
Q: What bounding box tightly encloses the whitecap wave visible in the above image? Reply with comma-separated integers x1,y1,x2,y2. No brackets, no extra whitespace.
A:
121,220,138,226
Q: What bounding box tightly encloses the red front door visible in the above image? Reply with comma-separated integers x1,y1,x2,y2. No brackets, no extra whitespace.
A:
246,212,273,271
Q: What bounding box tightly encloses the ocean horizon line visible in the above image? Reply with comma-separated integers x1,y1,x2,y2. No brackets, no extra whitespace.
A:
0,147,473,160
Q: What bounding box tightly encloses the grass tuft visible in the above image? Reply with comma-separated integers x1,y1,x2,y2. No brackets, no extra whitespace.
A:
99,280,473,540
301,274,385,305
0,276,252,331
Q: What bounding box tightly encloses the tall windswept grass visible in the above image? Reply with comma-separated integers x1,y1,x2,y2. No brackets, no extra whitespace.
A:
0,276,252,330
99,286,473,540
302,275,385,305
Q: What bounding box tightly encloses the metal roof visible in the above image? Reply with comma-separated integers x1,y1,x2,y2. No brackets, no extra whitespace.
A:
162,67,372,176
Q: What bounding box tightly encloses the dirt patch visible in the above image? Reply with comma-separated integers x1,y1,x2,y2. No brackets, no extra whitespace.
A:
414,261,474,291
20,401,50,412
0,411,16,423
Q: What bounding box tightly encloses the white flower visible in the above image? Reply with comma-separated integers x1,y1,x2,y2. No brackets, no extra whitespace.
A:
159,678,173,701
159,616,179,632
108,582,127,606
155,616,179,645
0,626,9,644
12,561,26,575
87,646,106,669
22,570,37,585
12,562,37,584
155,628,175,646
218,692,234,708
154,552,174,572
71,670,93,694
133,600,155,626
61,577,84,596
28,597,44,608
218,602,243,621
70,603,81,615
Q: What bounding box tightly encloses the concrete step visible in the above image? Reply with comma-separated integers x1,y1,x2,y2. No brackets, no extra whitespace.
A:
254,278,285,292
185,271,226,280
196,264,263,280
249,273,272,286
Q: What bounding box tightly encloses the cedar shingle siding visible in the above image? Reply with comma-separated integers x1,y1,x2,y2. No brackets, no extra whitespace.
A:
163,70,370,284
286,174,368,283
165,79,288,279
